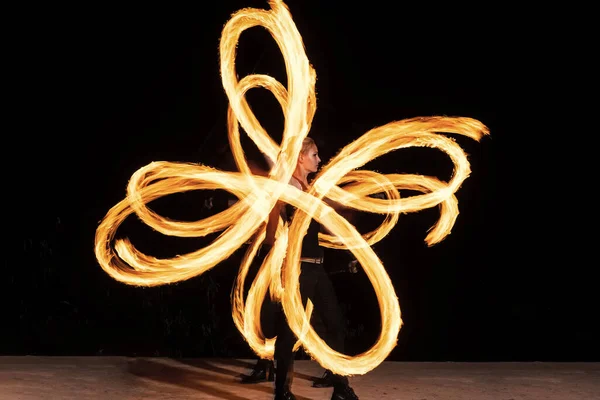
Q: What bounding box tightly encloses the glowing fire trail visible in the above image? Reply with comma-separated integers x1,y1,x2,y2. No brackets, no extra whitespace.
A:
95,0,489,376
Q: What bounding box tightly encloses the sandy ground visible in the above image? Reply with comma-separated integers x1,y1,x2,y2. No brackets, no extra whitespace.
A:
0,357,599,399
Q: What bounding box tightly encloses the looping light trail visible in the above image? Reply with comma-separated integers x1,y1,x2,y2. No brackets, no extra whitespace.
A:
94,0,489,376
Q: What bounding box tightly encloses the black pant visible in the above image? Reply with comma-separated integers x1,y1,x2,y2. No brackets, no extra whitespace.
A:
274,261,348,392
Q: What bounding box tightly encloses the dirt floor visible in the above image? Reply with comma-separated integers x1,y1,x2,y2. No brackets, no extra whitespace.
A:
1,356,599,399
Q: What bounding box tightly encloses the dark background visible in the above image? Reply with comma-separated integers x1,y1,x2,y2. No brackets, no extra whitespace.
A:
8,1,596,362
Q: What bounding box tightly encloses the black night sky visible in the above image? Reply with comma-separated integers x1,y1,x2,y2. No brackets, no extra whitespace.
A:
9,1,595,362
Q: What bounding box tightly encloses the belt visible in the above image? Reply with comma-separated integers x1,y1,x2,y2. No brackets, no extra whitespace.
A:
300,257,324,264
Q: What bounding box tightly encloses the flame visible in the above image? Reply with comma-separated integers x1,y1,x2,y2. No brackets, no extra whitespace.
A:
94,0,489,376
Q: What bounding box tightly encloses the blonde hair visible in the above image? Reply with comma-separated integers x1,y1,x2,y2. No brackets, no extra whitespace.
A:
300,137,316,154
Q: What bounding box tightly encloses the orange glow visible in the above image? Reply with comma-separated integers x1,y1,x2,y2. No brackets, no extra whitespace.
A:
94,0,489,376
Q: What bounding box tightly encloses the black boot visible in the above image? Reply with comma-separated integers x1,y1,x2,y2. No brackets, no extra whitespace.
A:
312,369,334,388
331,375,359,400
331,384,359,400
274,390,296,400
240,359,274,384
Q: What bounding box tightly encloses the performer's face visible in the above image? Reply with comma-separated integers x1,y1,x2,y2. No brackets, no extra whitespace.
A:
299,145,321,173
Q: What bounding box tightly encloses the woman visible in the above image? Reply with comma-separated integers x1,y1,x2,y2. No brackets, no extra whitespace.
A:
269,137,359,400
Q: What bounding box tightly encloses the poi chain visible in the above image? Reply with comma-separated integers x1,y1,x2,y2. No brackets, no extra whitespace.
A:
95,0,489,376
